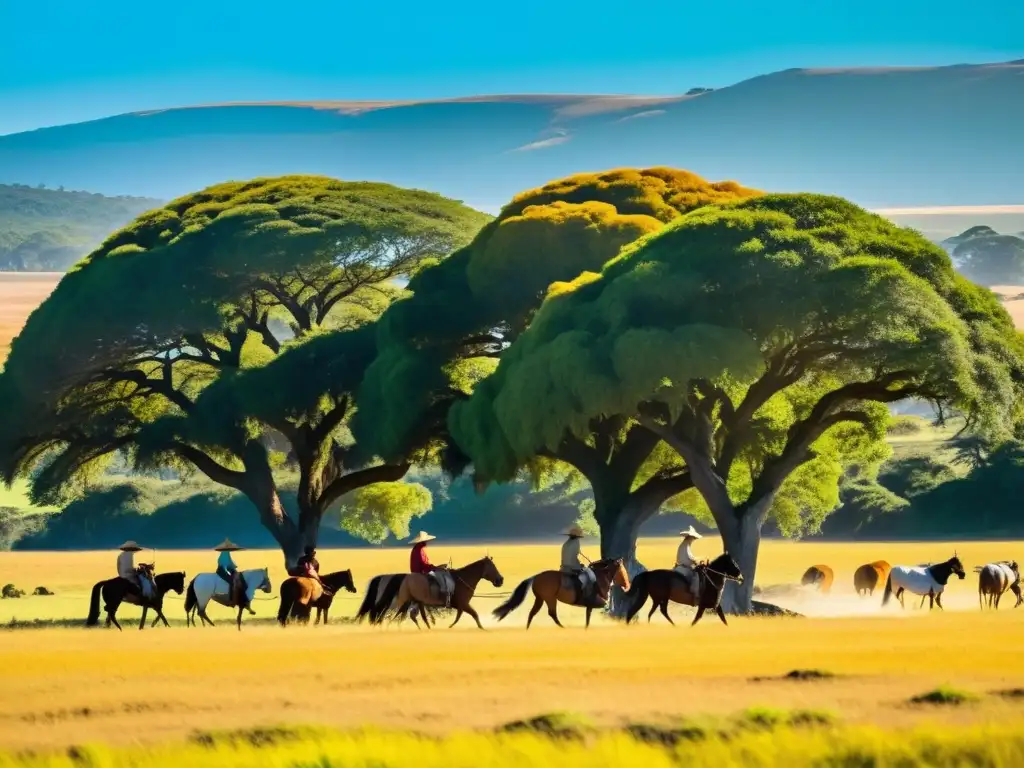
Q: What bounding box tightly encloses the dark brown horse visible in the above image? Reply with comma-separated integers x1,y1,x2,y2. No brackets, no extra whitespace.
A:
394,557,505,629
624,553,744,626
277,569,357,626
801,564,834,594
355,574,436,626
86,570,186,630
854,560,891,597
493,558,630,629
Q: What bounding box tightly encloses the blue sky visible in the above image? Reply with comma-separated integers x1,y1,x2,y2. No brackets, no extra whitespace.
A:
1,0,1021,135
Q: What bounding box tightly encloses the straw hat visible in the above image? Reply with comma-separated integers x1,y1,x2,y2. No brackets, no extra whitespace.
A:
214,538,244,552
678,525,703,539
408,531,436,545
118,541,143,552
563,526,585,539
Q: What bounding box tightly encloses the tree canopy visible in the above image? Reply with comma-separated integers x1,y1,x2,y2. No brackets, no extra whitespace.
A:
450,193,1024,610
0,175,489,562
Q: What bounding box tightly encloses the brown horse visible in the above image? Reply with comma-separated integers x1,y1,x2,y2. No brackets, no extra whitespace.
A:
854,560,891,597
976,562,1022,610
392,557,504,629
493,558,630,629
624,553,744,626
86,569,186,631
277,569,357,626
801,564,834,594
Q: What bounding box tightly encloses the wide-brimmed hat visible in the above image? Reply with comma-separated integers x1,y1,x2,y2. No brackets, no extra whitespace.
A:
214,538,244,552
408,531,436,545
563,526,585,538
118,541,143,552
678,525,703,539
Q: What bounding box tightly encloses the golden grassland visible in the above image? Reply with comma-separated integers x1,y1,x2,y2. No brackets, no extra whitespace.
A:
0,272,61,363
0,539,1023,754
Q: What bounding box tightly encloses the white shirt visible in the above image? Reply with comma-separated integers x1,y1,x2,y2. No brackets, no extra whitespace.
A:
675,538,697,569
117,550,136,580
561,537,582,570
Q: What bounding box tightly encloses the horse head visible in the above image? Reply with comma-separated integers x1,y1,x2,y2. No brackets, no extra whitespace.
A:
337,569,357,594
949,554,966,580
709,553,744,583
482,556,504,588
161,571,186,595
254,568,272,593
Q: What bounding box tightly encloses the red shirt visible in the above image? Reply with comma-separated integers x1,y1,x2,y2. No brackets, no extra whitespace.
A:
410,542,434,574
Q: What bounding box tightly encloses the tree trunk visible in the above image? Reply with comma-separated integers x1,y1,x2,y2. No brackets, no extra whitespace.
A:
718,496,773,614
598,498,656,617
244,476,303,570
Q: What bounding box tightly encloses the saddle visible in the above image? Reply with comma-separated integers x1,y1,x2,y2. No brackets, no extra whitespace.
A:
427,569,456,605
563,567,602,607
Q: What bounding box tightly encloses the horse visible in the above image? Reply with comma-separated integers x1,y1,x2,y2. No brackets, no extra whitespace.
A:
624,553,744,627
392,557,505,629
86,570,186,631
355,573,437,626
277,569,356,626
800,564,834,594
184,568,272,630
975,561,1022,610
882,554,966,610
854,560,891,597
493,558,630,629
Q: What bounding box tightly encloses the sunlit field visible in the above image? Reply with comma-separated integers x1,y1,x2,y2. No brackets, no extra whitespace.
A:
0,539,1022,756
0,272,60,362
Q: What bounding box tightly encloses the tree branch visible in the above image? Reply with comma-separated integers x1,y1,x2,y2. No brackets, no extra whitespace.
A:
318,462,412,512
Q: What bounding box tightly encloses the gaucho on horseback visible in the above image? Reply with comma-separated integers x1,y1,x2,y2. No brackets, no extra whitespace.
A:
674,526,703,597
560,526,601,607
116,540,156,603
409,531,452,603
214,538,250,612
294,545,332,598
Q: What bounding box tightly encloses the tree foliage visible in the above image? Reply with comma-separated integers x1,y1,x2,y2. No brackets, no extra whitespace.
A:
451,192,1024,609
0,176,488,561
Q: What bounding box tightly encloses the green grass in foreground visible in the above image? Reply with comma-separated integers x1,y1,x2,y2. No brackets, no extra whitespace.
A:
9,722,1024,768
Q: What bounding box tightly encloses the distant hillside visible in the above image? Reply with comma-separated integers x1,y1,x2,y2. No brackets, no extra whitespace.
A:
941,226,1024,286
1,60,1022,211
0,184,162,271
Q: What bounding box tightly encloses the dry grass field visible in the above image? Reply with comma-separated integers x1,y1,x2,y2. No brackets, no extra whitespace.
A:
0,272,61,362
0,539,1022,759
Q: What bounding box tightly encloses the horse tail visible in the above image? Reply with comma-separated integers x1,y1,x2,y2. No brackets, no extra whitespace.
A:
184,578,197,619
372,575,405,624
277,582,294,626
624,570,650,624
86,581,103,626
493,577,533,621
355,575,384,623
882,572,894,606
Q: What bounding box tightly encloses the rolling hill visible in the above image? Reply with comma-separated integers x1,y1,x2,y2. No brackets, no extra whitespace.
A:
0,184,162,271
2,60,1022,213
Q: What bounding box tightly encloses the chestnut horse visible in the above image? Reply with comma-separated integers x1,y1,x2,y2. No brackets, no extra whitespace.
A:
86,570,186,631
277,569,357,626
394,557,505,629
801,564,834,594
976,561,1022,610
854,560,891,597
493,558,630,629
624,553,744,626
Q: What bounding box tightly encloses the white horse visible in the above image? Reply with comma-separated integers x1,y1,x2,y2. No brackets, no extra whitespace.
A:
185,568,272,630
882,554,966,611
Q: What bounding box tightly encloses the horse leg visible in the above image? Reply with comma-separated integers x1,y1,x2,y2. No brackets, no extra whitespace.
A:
449,609,463,628
546,598,564,628
139,607,147,631
464,605,485,630
716,606,729,626
322,606,329,625
526,595,543,629
585,607,593,629
659,600,675,626
236,605,244,631
691,607,706,626
935,592,944,610
647,602,658,623
199,608,215,627
995,592,1002,610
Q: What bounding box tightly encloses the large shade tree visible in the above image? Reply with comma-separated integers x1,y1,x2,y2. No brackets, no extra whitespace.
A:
450,194,1024,611
351,169,760,565
0,176,488,565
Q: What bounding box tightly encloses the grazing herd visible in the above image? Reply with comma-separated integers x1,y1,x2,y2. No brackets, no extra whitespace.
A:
802,554,1022,610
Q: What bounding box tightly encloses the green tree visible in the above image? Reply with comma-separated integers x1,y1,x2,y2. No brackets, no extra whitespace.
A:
0,176,488,565
451,194,1024,611
351,168,760,578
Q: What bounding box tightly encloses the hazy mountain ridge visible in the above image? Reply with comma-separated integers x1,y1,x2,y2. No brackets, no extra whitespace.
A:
1,60,1021,212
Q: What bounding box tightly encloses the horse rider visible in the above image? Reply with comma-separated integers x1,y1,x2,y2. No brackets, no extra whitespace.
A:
116,540,156,602
297,545,332,597
560,526,599,606
409,531,450,601
674,525,704,598
214,538,250,612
